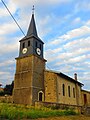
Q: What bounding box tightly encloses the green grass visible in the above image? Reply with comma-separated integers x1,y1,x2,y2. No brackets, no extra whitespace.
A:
0,103,77,120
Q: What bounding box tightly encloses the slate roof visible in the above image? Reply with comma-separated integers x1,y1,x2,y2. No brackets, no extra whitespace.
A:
45,70,84,86
19,13,44,43
27,14,38,37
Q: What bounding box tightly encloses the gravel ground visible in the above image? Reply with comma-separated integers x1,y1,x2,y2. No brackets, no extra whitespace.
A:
36,115,90,120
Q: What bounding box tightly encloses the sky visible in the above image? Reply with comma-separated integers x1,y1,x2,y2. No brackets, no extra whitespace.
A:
0,0,90,90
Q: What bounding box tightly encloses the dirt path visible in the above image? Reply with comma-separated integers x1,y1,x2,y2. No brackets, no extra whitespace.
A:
36,115,90,120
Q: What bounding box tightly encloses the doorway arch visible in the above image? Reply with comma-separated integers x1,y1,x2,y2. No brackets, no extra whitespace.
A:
38,91,44,101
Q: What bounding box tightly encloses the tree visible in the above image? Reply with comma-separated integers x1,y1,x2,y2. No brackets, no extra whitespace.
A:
4,81,14,95
0,91,4,96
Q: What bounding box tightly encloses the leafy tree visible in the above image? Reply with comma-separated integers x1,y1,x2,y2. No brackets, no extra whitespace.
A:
4,81,14,95
0,91,5,96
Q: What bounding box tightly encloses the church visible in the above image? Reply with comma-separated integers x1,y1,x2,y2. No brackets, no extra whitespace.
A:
13,10,90,107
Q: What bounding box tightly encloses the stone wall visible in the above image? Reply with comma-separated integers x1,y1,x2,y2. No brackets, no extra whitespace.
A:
13,55,46,105
44,71,57,102
0,96,12,103
57,75,78,105
13,56,33,105
35,101,82,113
32,55,46,104
81,90,90,106
44,70,82,106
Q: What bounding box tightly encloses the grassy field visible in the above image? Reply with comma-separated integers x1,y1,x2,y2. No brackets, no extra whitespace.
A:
0,103,77,120
36,115,90,120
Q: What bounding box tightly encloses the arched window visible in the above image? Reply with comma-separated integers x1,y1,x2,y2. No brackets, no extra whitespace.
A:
62,84,65,96
38,91,44,101
68,86,70,97
73,88,75,98
22,42,25,48
35,41,37,47
28,41,30,46
40,44,41,50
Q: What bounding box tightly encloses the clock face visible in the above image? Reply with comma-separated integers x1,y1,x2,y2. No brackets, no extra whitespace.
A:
36,48,41,55
22,48,27,54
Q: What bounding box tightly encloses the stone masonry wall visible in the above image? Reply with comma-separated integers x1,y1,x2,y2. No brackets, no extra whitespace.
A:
44,71,57,102
13,55,33,105
57,76,78,105
81,90,90,106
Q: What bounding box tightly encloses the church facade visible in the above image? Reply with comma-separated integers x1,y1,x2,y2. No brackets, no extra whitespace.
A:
13,12,90,107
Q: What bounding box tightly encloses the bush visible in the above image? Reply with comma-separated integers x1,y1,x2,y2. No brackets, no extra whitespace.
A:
0,91,5,96
51,105,60,110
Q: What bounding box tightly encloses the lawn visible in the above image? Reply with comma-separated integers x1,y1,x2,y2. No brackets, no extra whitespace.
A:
0,103,77,120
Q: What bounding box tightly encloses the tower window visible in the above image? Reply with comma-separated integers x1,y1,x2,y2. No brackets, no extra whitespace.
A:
28,41,30,46
68,86,70,97
62,84,65,96
73,88,75,98
35,41,37,47
22,42,25,48
40,44,41,50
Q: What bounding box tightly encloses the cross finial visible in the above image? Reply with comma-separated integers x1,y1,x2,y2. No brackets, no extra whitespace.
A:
32,5,35,14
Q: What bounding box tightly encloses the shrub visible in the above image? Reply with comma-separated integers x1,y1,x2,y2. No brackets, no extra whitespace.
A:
0,91,5,96
51,105,60,110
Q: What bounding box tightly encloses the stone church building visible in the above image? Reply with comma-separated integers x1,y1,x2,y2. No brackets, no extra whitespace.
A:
13,11,90,107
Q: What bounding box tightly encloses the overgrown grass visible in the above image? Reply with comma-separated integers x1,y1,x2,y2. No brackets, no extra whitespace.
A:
0,103,77,120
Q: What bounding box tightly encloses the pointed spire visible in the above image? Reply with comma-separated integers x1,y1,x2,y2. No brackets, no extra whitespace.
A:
26,6,38,37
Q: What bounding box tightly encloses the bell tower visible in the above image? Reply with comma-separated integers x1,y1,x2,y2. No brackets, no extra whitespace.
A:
13,8,46,105
19,13,44,59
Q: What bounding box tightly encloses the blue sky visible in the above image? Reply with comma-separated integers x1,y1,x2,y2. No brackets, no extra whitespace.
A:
0,0,90,90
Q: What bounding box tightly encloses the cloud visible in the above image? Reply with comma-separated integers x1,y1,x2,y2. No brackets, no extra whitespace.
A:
0,0,17,17
68,26,90,37
37,15,52,37
0,59,15,85
0,36,21,59
71,17,82,25
0,71,14,85
0,71,12,81
75,0,90,12
0,72,9,75
67,55,88,63
0,60,15,67
79,71,90,90
12,0,71,7
60,26,90,41
46,36,90,67
0,7,9,17
0,22,19,36
45,18,90,88
49,24,90,46
86,20,90,26
0,42,18,56
0,36,6,42
64,37,90,51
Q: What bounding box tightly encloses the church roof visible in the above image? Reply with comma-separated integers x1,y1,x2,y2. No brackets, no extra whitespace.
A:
57,72,83,86
20,13,44,43
27,14,37,37
81,89,90,93
45,70,84,86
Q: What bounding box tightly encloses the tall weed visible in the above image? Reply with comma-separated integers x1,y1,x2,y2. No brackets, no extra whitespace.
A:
0,103,77,119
